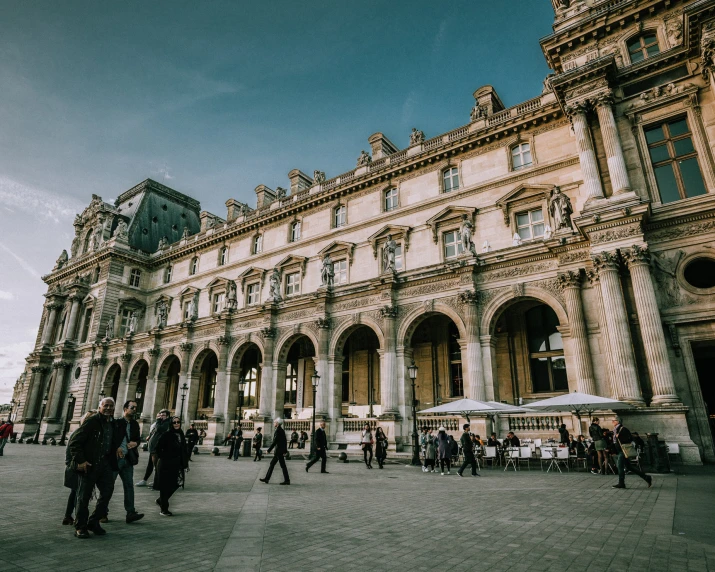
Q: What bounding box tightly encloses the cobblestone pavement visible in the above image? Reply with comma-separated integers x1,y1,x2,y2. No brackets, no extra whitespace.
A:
1,445,714,572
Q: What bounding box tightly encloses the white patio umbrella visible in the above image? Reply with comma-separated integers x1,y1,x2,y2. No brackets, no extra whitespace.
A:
526,391,632,425
419,399,532,421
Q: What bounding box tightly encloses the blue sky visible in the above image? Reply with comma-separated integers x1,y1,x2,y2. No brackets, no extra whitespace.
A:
0,0,554,402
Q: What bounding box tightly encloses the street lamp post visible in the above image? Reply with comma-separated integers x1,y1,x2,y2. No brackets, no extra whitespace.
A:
408,360,420,466
135,386,143,417
9,398,16,422
59,393,75,446
99,390,106,405
309,371,319,461
237,376,247,428
179,382,188,425
33,393,49,444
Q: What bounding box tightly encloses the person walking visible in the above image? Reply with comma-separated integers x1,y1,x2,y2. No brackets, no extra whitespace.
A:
374,427,388,469
185,423,199,461
260,419,290,485
436,426,451,475
360,423,374,469
110,401,144,524
232,425,244,461
423,431,437,473
611,419,652,490
457,424,480,477
62,410,96,525
67,397,117,538
155,416,189,516
305,420,329,473
253,427,263,461
0,420,13,455
136,409,170,488
589,417,607,475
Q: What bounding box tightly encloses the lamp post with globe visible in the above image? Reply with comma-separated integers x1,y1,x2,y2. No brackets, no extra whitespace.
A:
408,361,420,466
309,371,320,461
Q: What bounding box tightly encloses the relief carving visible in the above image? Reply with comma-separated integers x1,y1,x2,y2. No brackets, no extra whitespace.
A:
589,224,641,245
647,219,715,242
479,261,555,282
398,279,460,299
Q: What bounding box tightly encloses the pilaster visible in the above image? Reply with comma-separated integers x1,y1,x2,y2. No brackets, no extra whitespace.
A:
458,290,486,401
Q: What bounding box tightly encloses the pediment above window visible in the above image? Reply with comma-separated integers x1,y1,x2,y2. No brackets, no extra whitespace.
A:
368,225,411,258
318,241,356,265
116,296,145,315
82,294,96,306
206,276,232,298
154,294,173,310
496,184,555,226
276,254,308,276
426,206,476,243
237,266,268,287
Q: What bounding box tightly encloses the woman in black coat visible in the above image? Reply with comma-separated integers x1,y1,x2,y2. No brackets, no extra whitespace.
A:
156,417,188,516
374,427,388,469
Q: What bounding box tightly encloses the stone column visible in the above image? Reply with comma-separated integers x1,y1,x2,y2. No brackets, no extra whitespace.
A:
396,346,413,421
63,295,82,342
595,93,631,194
257,328,276,420
88,358,107,410
117,353,133,406
327,355,342,424
212,336,231,421
272,360,287,421
315,320,331,418
623,245,680,404
566,102,605,201
585,270,616,397
47,361,70,420
459,291,486,401
24,366,48,420
379,306,399,418
41,304,60,346
480,336,498,402
558,271,596,395
177,343,193,423
141,349,160,422
592,252,644,404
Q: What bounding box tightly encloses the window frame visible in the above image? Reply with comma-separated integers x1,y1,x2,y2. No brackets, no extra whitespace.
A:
384,187,398,212
515,208,546,241
333,205,347,228
333,258,348,285
284,271,301,297
164,265,173,284
289,220,301,242
525,305,567,394
511,142,533,171
443,230,464,259
190,257,199,276
129,268,141,288
442,166,460,193
212,292,225,315
119,308,133,337
252,234,263,255
246,282,260,306
626,32,660,64
218,246,228,266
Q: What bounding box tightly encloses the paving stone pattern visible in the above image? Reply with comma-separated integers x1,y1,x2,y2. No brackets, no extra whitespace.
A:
1,446,714,572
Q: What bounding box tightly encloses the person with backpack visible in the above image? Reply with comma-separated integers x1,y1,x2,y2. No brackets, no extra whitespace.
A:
436,427,451,475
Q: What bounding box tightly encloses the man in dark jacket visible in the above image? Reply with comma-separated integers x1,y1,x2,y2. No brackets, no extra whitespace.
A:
231,426,244,461
457,424,480,477
109,400,144,523
260,418,290,485
253,427,263,461
611,419,652,489
558,424,569,446
67,397,116,538
185,423,199,461
305,420,329,474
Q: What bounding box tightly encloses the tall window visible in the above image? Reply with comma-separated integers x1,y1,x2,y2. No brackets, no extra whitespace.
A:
164,265,172,284
246,283,260,306
448,322,463,397
92,266,100,283
242,364,258,408
443,231,464,258
129,269,141,287
190,257,199,275
183,301,192,321
645,117,707,204
333,259,348,284
80,309,93,343
119,309,133,337
290,221,301,242
511,143,532,170
384,188,398,211
334,205,347,228
627,33,660,63
285,363,298,404
252,234,263,254
516,209,545,240
212,293,225,314
394,244,403,271
443,167,459,192
285,272,300,296
526,305,567,393
219,246,228,266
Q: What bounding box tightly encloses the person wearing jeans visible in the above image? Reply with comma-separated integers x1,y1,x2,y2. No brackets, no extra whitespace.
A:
111,400,144,523
360,424,373,469
611,419,652,490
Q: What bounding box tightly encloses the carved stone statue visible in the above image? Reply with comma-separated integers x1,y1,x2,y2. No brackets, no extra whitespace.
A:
187,292,199,321
70,229,81,258
157,236,169,250
321,253,334,287
226,280,238,310
512,233,523,247
459,215,477,256
105,316,115,339
549,186,573,231
128,311,138,335
382,234,397,273
92,226,103,250
543,224,553,240
558,0,570,8
182,227,190,240
54,250,68,270
470,102,486,121
268,268,282,302
409,127,425,145
482,240,491,253
157,300,168,328
356,150,372,167
313,170,326,184
275,187,287,199
113,219,129,241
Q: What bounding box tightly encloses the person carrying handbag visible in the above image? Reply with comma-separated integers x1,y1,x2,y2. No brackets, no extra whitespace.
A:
611,419,652,489
360,423,374,469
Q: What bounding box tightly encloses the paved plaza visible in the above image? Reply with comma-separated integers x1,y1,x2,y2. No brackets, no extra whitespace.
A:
1,445,714,572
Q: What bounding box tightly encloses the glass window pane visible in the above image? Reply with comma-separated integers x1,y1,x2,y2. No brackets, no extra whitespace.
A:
518,227,532,240
630,50,644,63
445,244,455,258
522,150,532,165
548,331,563,351
668,119,689,137
673,137,695,157
532,223,545,238
646,44,660,57
513,155,522,168
530,209,543,222
511,146,520,159
645,125,665,144
648,144,670,163
679,158,708,198
643,34,657,45
551,357,568,391
530,359,551,392
516,213,529,226
654,164,681,203
627,37,641,51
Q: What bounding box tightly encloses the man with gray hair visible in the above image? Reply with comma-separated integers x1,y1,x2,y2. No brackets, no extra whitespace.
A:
611,418,652,489
67,397,117,538
259,418,290,485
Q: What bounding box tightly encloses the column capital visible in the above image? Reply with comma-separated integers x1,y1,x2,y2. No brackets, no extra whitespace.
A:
564,100,589,118
591,251,621,273
180,342,194,352
557,270,583,289
52,360,72,370
260,327,277,339
457,290,479,305
585,268,600,286
379,305,399,319
593,90,615,108
622,244,651,268
315,318,332,329
92,357,107,366
217,335,231,346
31,365,48,373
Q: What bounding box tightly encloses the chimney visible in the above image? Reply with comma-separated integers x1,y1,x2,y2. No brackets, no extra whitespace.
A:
225,199,251,222
368,133,399,160
288,169,313,195
254,185,276,208
473,85,505,116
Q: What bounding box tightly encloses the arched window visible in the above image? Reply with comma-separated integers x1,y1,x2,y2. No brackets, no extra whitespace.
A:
190,257,199,276
290,221,301,242
526,305,567,393
627,33,659,63
334,205,346,228
384,188,398,211
219,246,228,266
164,265,173,284
83,229,93,254
511,143,532,170
252,234,263,255
443,167,459,192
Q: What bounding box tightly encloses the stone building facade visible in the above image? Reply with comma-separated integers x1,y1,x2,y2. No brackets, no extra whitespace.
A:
12,0,715,463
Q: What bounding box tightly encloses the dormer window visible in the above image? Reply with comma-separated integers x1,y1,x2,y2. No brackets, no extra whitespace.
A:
252,235,263,255
443,231,464,259
190,257,199,276
627,33,659,64
511,143,532,170
334,205,347,228
443,167,459,193
290,221,301,242
219,246,228,266
212,293,225,314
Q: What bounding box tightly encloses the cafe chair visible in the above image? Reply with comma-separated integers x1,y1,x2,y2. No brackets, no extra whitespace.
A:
517,446,531,470
504,447,519,472
555,447,570,472
483,446,500,468
540,447,554,471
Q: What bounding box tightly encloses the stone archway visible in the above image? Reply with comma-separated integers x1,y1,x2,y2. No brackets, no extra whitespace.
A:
190,348,219,420
157,354,181,413
103,364,121,402
123,359,148,413
273,334,316,420
228,342,263,421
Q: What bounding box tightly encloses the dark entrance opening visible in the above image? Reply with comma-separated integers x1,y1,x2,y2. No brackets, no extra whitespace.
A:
692,341,715,444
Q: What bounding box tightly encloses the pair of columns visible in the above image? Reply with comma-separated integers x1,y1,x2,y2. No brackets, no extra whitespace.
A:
567,92,631,201
40,295,85,347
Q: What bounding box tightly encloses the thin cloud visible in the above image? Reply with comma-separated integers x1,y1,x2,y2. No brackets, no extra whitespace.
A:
0,290,14,301
0,242,41,278
0,176,83,223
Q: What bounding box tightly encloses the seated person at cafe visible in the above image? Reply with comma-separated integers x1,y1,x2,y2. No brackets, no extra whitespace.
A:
472,434,484,448
631,432,646,451
487,433,500,448
574,435,587,457
505,432,520,447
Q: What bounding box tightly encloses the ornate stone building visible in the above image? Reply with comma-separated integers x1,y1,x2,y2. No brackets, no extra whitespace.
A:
13,0,715,463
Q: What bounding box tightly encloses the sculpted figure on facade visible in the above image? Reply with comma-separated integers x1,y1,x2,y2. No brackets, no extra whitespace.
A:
459,215,477,256
470,102,486,121
268,268,282,302
313,170,326,184
186,292,199,321
53,250,68,270
382,234,397,273
70,228,81,258
549,186,573,231
512,233,522,247
409,127,425,145
321,253,334,287
182,227,190,240
226,280,238,310
275,187,287,199
157,236,169,251
105,316,115,340
128,311,138,335
356,150,372,167
666,16,684,47
156,299,168,328
113,219,129,242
